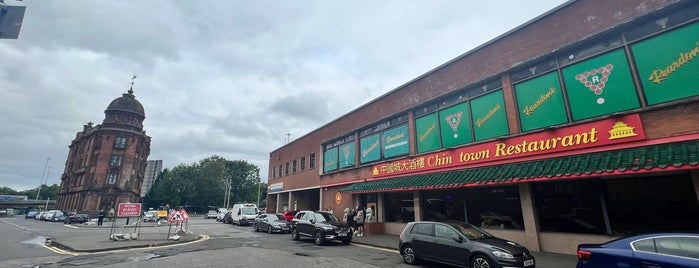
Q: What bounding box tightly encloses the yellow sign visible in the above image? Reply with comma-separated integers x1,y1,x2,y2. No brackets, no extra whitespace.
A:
335,192,342,205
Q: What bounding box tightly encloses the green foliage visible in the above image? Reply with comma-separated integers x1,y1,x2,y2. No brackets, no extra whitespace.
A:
143,155,266,213
0,184,60,200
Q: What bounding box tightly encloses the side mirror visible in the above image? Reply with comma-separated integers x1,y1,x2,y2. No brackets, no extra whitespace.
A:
452,235,464,243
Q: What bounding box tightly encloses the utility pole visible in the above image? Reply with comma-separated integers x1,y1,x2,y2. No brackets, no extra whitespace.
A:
36,157,49,200
256,168,261,208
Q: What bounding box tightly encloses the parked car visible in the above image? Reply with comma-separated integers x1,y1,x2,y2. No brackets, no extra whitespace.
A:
64,212,89,224
254,213,291,234
290,210,352,245
143,211,158,222
282,210,298,221
205,210,218,219
51,211,68,222
44,210,62,221
222,211,234,224
577,233,699,268
399,221,535,268
35,211,46,220
216,209,228,222
25,211,38,219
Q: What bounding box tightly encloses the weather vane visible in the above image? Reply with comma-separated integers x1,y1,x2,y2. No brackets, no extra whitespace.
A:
128,74,137,94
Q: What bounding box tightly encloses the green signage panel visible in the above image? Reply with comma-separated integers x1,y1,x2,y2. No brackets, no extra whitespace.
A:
323,147,338,172
415,113,441,153
471,90,509,141
439,102,472,147
383,124,409,158
562,49,640,121
514,71,568,131
338,142,356,168
360,133,381,164
632,21,699,105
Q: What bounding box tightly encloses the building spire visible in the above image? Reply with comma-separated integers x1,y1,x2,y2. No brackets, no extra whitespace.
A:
129,74,137,94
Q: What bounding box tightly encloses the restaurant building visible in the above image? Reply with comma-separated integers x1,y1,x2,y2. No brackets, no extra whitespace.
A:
266,0,699,254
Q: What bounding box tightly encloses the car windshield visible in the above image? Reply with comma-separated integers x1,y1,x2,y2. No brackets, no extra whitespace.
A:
451,222,494,240
314,212,338,222
241,207,257,215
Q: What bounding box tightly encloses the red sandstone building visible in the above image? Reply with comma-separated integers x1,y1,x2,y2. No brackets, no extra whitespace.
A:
267,0,699,254
56,88,151,213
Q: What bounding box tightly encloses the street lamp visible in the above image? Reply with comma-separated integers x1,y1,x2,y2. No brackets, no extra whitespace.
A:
256,168,261,208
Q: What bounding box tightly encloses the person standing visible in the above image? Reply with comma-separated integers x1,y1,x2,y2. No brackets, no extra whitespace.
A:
355,207,365,236
98,210,105,226
347,208,356,234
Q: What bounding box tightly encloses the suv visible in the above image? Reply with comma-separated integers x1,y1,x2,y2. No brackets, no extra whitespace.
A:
290,210,352,245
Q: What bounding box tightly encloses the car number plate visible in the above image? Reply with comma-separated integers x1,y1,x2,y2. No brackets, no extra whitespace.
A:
338,232,347,237
524,259,534,266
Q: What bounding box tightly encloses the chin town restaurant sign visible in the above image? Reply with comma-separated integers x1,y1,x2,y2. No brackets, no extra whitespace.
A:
372,113,645,178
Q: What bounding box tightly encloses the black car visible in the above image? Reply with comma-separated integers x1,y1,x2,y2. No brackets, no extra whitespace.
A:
290,210,352,245
64,212,90,224
399,221,535,268
253,213,291,234
222,211,234,224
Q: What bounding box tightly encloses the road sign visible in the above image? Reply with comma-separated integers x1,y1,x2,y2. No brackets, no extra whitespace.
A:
168,210,185,223
117,203,142,217
179,209,190,220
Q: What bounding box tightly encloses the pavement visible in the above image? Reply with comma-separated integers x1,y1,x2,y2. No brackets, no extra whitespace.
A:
48,218,579,267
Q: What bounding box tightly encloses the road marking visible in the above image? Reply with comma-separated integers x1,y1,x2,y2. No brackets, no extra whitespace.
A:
352,243,399,254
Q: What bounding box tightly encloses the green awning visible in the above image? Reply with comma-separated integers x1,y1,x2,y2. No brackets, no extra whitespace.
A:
340,140,699,193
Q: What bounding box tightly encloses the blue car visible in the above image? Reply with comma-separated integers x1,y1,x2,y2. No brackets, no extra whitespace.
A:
577,233,699,268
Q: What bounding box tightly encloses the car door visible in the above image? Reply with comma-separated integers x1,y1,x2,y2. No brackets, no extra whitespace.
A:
294,211,310,236
256,214,267,229
432,223,469,266
410,223,437,261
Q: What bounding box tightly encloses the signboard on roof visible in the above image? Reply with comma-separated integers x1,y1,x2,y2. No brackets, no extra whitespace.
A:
372,113,645,178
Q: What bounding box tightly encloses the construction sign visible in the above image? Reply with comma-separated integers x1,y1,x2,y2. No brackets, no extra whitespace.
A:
179,209,190,220
168,210,185,223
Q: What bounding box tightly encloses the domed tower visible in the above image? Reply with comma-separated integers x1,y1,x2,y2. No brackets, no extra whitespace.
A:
56,76,152,212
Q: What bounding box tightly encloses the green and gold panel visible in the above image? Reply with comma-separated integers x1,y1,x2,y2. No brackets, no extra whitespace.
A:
562,49,640,121
632,21,699,105
383,125,409,158
415,113,441,153
471,90,509,141
323,147,338,173
360,133,381,164
439,102,472,147
338,141,356,169
514,71,568,131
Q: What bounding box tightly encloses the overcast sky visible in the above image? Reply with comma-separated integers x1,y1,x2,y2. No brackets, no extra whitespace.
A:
0,0,568,191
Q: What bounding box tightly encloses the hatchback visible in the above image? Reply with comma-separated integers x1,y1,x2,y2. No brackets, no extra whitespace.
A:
205,210,218,219
399,221,535,268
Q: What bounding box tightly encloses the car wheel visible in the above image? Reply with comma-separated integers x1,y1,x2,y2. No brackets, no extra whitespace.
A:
402,245,418,264
253,223,258,231
291,228,300,240
471,254,493,268
314,230,325,246
268,226,273,234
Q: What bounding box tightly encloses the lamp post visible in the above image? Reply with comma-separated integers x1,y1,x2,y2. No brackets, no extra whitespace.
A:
256,168,261,208
36,157,50,200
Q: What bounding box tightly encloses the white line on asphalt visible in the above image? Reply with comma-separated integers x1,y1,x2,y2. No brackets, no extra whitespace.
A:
352,243,399,254
43,234,210,256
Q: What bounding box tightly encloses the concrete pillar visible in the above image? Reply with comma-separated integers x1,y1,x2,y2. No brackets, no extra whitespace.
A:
377,192,385,222
519,183,541,251
413,191,423,221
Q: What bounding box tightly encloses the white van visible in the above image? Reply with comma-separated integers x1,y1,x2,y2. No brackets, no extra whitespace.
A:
230,203,258,226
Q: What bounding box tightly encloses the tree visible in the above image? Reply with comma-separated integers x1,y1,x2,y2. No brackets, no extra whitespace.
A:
143,155,261,213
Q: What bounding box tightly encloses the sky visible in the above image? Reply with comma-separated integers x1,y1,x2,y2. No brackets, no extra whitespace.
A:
0,0,569,191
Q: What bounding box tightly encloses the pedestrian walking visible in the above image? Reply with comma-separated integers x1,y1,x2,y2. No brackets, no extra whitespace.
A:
98,210,105,226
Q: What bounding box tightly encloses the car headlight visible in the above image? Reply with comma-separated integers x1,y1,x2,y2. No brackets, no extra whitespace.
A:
492,250,515,259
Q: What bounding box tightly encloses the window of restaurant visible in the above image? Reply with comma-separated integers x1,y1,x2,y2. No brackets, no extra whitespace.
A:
605,174,699,235
465,186,524,230
384,192,415,223
422,189,465,222
533,180,608,235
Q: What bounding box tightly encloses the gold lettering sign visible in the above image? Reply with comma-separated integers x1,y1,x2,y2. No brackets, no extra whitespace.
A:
475,103,501,128
419,123,436,142
648,41,699,84
523,88,556,116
